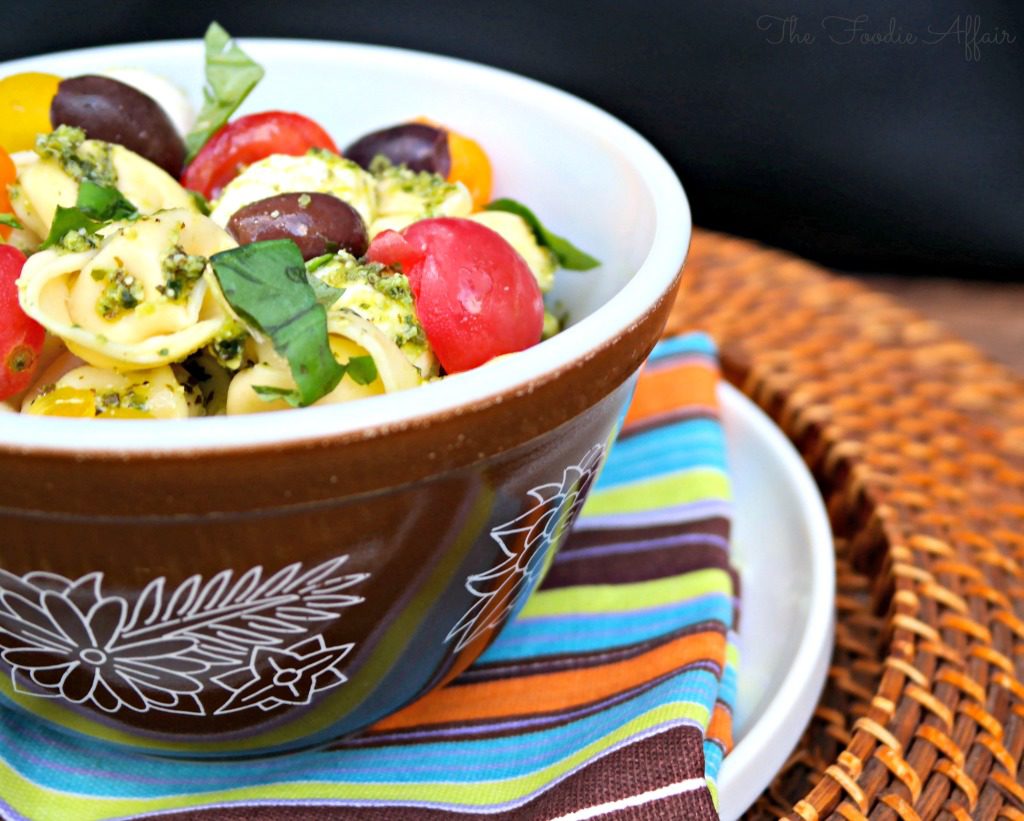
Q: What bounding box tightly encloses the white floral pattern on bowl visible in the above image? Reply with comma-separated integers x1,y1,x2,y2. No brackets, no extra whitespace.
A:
0,558,368,716
446,444,605,652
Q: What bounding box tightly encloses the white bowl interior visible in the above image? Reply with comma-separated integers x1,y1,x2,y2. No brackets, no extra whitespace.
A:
0,40,688,453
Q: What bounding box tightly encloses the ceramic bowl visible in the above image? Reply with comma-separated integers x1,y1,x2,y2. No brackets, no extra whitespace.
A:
0,39,690,757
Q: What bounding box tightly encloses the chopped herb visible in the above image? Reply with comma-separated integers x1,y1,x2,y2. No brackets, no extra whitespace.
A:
0,213,22,230
210,240,344,407
251,354,377,405
95,266,145,320
177,351,230,415
41,208,100,251
305,253,334,273
40,181,139,251
307,273,344,309
35,125,117,187
77,180,136,221
184,22,265,163
345,355,378,385
158,246,207,301
209,319,248,369
485,198,600,270
297,193,312,208
189,189,212,216
252,385,302,406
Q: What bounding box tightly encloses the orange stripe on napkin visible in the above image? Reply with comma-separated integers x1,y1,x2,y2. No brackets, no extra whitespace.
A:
371,630,725,731
623,362,717,426
706,702,734,753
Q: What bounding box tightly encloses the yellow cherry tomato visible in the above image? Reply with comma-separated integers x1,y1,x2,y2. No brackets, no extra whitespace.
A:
0,72,61,153
26,387,95,417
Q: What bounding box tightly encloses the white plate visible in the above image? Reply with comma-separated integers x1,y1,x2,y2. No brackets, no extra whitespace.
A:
718,383,835,819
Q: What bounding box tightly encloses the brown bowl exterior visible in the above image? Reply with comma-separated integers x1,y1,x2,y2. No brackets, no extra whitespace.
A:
0,275,680,756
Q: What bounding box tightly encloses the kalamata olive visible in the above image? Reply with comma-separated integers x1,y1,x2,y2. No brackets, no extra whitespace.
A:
50,75,185,176
344,123,450,177
226,192,369,260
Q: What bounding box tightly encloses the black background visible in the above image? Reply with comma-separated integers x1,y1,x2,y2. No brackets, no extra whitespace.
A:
2,0,1021,279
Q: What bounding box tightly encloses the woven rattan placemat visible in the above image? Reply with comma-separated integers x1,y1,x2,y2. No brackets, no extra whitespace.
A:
669,230,1024,821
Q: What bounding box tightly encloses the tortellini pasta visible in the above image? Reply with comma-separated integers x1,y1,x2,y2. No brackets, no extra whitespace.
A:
226,310,421,415
23,360,194,419
17,209,237,371
369,163,473,237
10,133,196,241
205,149,473,240
210,151,376,230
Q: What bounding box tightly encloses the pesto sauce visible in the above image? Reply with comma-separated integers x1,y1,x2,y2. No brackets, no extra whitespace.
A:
316,250,416,309
370,156,461,216
35,125,118,187
312,251,427,350
158,246,207,302
59,228,99,253
209,319,248,370
95,266,144,320
96,386,148,413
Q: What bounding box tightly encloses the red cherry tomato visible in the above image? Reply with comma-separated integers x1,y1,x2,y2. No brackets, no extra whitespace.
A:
181,111,339,200
0,245,45,400
368,218,543,373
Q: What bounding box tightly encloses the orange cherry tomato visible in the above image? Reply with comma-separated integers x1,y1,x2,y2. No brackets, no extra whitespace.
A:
446,129,492,208
0,146,16,241
0,72,60,152
414,117,492,208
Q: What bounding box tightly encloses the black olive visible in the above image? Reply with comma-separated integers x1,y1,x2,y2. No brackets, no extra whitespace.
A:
344,123,450,177
50,75,186,177
226,192,369,260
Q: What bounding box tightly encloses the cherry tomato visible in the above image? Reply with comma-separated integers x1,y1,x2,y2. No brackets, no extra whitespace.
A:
181,111,339,200
414,117,492,208
26,387,94,417
0,245,45,400
367,218,543,373
0,72,60,152
0,147,16,241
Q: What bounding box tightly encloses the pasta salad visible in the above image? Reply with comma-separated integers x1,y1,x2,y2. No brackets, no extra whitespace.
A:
0,24,596,419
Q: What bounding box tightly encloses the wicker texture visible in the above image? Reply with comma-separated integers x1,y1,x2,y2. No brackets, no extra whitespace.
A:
669,230,1024,821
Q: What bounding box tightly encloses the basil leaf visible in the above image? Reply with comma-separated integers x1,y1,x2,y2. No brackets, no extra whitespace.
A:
0,213,22,230
485,198,600,271
252,385,302,407
210,240,344,407
77,180,137,220
184,22,265,163
39,206,101,250
252,352,376,405
189,189,212,216
345,355,378,386
307,273,344,308
39,182,139,250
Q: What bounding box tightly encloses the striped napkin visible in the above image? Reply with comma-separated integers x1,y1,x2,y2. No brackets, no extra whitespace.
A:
0,332,739,821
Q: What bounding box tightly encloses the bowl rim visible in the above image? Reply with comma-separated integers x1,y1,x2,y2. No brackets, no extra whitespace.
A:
0,38,691,457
